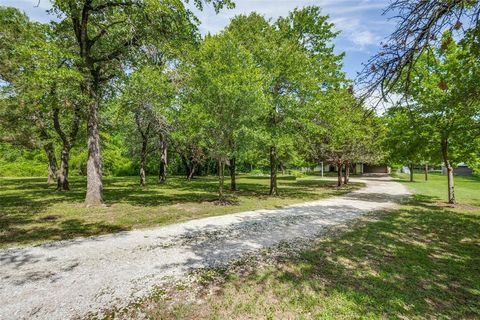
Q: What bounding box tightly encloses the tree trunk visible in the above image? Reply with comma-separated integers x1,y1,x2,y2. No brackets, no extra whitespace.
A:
57,148,70,191
441,138,455,204
44,143,57,185
446,164,455,204
187,165,196,181
424,163,428,181
218,159,224,200
269,146,278,196
229,157,237,191
139,138,147,187
337,161,343,187
409,163,414,182
182,156,189,179
344,162,350,185
52,102,80,192
158,136,167,184
85,98,103,206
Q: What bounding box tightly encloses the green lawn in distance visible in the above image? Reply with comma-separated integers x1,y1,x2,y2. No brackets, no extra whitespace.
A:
396,172,480,206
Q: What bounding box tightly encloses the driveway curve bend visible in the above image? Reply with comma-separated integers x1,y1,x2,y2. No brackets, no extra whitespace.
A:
0,176,409,319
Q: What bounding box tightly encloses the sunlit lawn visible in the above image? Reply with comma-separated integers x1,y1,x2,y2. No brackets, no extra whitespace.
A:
120,173,480,319
396,172,480,206
0,174,360,249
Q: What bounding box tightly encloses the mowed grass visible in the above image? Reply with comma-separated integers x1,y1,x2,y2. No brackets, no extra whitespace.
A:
396,172,480,206
121,174,480,319
0,175,360,249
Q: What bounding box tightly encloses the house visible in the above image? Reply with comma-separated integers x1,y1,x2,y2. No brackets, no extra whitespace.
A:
363,164,391,174
442,163,474,176
327,163,391,175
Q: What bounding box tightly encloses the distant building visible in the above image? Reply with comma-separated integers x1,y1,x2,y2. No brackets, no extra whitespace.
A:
442,163,474,176
363,164,391,174
327,163,391,175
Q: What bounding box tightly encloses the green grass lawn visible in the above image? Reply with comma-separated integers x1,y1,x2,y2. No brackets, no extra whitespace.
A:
396,172,480,206
0,175,360,249
118,174,480,319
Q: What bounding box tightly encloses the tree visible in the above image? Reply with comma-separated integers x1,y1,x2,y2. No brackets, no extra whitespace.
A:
51,0,233,206
227,7,342,195
304,91,351,187
180,32,264,200
0,7,57,183
118,66,174,187
359,0,480,101
0,6,83,189
401,35,480,203
384,106,434,182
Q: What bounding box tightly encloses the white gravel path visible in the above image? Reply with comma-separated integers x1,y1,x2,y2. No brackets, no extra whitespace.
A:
0,176,409,319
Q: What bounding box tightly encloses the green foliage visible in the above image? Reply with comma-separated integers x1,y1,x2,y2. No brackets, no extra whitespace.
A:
384,106,436,165
403,34,480,166
180,31,265,161
0,144,47,177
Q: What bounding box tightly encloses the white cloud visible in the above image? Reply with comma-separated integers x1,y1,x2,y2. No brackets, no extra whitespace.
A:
351,29,379,46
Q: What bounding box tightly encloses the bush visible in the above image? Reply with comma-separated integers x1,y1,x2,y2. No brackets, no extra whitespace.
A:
0,159,47,177
249,169,266,176
288,169,306,178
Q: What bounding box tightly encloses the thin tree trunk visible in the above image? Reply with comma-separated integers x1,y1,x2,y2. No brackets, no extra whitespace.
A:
337,161,343,187
409,163,414,182
230,157,236,191
218,159,224,200
57,148,70,191
44,143,57,185
139,138,147,187
158,135,167,184
85,98,103,206
187,165,196,181
269,146,278,196
52,102,80,192
424,163,428,181
182,156,189,179
446,164,455,204
344,162,350,185
441,138,455,204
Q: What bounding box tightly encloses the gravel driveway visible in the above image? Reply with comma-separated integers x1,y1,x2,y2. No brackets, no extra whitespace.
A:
0,176,409,319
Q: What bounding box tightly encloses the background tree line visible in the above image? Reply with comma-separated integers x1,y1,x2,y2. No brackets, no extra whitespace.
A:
1,0,479,206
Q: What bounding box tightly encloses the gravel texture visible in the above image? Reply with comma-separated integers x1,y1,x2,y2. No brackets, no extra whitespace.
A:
0,176,409,319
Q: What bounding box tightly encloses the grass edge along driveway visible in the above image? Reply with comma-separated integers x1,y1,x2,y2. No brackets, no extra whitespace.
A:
107,174,480,319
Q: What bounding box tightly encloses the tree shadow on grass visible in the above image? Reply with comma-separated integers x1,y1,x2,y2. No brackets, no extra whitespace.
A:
110,192,480,319
0,176,353,212
245,201,480,318
0,218,126,249
0,176,355,248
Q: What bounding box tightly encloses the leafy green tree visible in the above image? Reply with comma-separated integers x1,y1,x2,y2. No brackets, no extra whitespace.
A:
227,7,342,195
0,7,57,183
384,106,435,182
51,0,233,205
0,6,83,189
180,32,264,199
118,66,175,187
402,34,480,203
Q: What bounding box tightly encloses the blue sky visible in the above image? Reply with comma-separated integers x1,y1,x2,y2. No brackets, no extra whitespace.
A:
0,0,395,79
